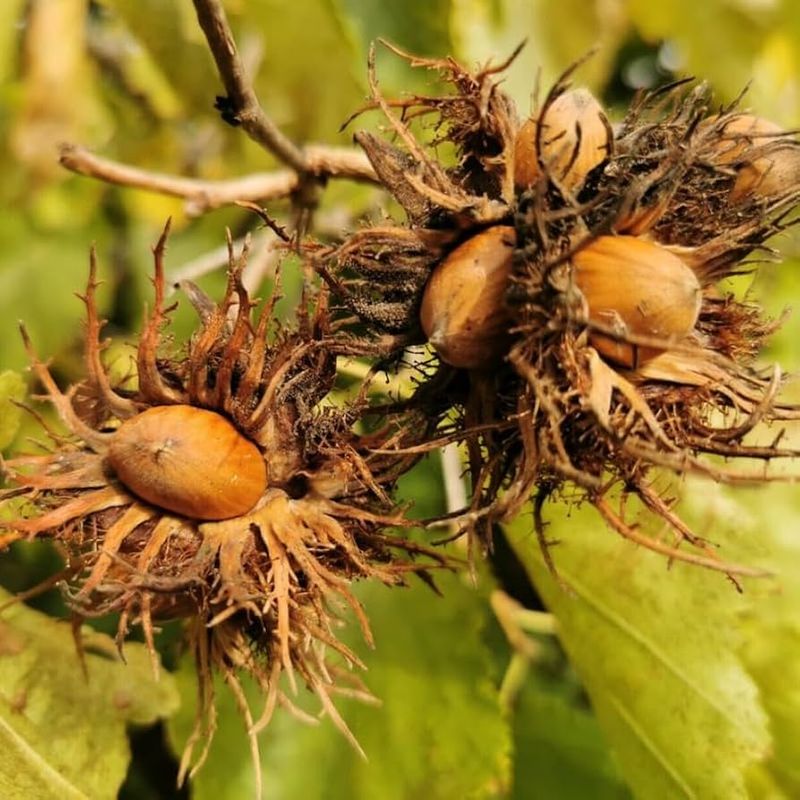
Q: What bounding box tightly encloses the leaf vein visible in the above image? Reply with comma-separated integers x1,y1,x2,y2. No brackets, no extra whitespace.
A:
606,691,696,799
0,714,89,800
562,568,744,732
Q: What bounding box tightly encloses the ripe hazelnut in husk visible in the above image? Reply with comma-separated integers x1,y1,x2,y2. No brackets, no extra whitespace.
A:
708,114,800,202
420,226,516,369
572,235,702,368
514,88,612,193
0,226,445,781
108,405,267,520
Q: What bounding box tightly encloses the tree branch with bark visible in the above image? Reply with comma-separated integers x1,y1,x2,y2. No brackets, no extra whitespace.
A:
58,0,377,216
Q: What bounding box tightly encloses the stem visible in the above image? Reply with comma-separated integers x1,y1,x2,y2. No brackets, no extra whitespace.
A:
59,144,377,214
498,652,531,714
191,0,307,172
515,609,558,636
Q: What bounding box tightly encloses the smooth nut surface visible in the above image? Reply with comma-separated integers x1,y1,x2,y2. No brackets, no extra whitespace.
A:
513,116,540,189
514,88,612,193
421,226,516,369
572,235,702,368
108,405,267,520
706,114,800,201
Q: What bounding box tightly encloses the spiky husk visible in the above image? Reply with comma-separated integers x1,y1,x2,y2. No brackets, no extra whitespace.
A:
0,223,448,787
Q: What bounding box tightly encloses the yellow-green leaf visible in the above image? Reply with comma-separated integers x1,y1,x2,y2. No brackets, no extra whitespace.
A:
507,500,770,800
0,588,179,800
450,0,628,113
0,371,25,450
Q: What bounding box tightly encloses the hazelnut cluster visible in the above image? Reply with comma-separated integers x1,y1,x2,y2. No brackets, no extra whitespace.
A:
2,42,800,782
326,46,800,581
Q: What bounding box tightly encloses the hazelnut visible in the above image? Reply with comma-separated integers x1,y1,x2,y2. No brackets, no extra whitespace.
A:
420,226,516,369
572,235,702,368
514,88,612,193
707,114,800,202
108,405,267,520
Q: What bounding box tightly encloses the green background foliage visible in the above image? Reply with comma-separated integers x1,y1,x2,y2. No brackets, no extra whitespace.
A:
1,1,799,798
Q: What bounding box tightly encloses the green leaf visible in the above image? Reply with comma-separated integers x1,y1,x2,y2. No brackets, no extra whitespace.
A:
511,668,630,799
736,170,800,799
507,499,770,800
0,213,111,373
169,569,511,800
679,476,800,798
334,0,454,93
751,256,800,369
0,371,25,450
336,0,453,59
245,0,366,143
0,587,179,800
106,0,219,117
626,0,776,102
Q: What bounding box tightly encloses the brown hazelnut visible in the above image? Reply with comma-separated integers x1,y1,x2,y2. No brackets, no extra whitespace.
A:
108,405,267,520
573,235,702,368
420,226,516,369
514,88,612,194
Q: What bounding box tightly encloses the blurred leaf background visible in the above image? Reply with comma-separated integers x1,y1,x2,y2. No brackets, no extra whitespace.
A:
1,1,799,798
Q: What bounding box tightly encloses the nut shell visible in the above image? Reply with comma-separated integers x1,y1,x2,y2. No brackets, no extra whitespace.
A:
513,116,540,189
708,114,800,202
514,88,612,193
108,405,267,520
572,236,702,368
420,226,516,369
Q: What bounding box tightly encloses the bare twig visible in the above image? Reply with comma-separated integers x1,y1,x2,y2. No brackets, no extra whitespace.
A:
191,0,307,172
62,0,382,218
303,145,378,182
59,143,291,210
59,143,377,215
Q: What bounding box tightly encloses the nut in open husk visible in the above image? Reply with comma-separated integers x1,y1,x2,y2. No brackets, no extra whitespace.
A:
514,87,613,194
0,223,450,788
706,113,800,202
572,235,702,368
420,226,516,369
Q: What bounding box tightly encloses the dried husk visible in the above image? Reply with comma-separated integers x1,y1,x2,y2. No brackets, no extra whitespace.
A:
0,226,449,791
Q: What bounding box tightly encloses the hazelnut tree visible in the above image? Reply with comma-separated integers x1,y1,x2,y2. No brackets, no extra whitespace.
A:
1,2,800,799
